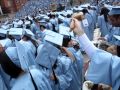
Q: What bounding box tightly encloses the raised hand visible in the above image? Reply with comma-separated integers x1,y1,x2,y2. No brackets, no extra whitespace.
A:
70,18,84,36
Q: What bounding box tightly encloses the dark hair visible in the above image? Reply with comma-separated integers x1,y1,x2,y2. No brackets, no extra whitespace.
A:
26,25,31,29
91,84,99,90
82,9,89,15
0,51,23,78
40,25,46,29
62,35,71,47
100,7,110,22
117,45,120,57
88,6,91,9
52,24,56,32
67,14,71,18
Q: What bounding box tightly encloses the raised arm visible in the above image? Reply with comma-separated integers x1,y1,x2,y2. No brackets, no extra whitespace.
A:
70,18,98,58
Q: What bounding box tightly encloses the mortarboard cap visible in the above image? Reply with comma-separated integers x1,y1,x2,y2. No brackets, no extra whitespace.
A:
109,6,120,15
0,29,8,37
66,10,73,15
25,21,31,25
13,21,23,28
18,20,23,25
43,16,50,20
59,25,74,37
39,19,46,23
80,3,90,8
24,29,34,37
104,4,113,10
28,15,33,20
44,30,63,46
58,15,65,20
23,29,36,41
1,25,10,30
9,28,23,36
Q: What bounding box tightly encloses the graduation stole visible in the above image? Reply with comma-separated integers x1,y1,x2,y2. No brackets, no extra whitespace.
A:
49,56,58,85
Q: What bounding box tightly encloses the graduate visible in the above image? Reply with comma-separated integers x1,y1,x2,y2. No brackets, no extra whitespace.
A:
62,36,84,90
19,29,38,66
36,42,73,90
65,47,84,90
46,19,53,31
70,6,120,90
98,7,110,37
49,14,59,32
82,9,95,40
87,6,97,29
0,38,52,90
63,14,71,27
38,29,84,90
31,18,42,39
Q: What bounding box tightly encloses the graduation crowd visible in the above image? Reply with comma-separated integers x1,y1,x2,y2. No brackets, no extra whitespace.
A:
15,0,67,19
0,0,120,90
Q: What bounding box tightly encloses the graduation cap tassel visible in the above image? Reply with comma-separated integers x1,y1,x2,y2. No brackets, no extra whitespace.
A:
52,60,58,84
52,67,58,84
49,56,58,84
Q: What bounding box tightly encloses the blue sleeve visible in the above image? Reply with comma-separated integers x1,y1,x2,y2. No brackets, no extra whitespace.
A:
86,49,120,90
57,66,72,90
86,49,112,85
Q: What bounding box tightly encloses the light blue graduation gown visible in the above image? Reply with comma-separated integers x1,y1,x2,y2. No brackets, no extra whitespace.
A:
11,73,35,90
86,49,120,90
37,56,73,90
0,73,8,90
31,23,42,39
0,67,11,89
50,18,59,32
29,66,52,90
57,56,73,90
63,18,71,27
89,9,97,29
36,42,73,90
15,40,37,70
46,22,53,31
81,22,91,41
12,66,52,90
66,47,84,90
19,40,36,66
98,15,110,37
83,13,95,40
87,13,95,41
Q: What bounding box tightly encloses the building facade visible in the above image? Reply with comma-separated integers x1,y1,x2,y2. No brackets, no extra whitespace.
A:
0,0,27,14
